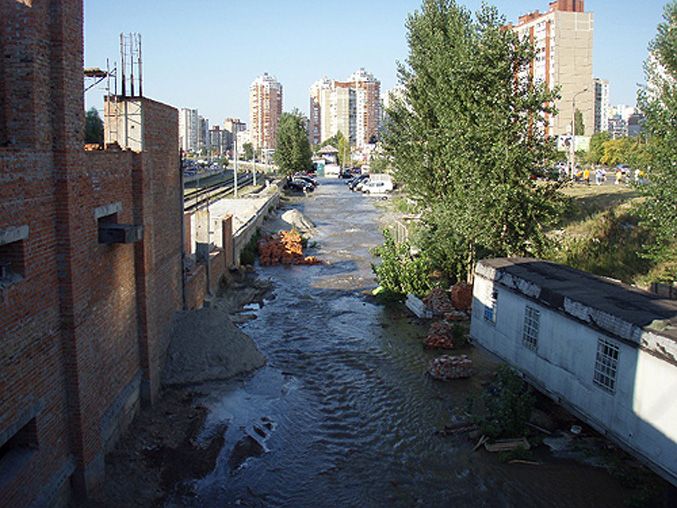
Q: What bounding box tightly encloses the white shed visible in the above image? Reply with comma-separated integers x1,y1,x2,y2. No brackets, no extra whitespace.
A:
470,257,677,485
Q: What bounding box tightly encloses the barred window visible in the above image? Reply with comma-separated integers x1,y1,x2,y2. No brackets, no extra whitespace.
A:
522,306,540,351
593,338,619,393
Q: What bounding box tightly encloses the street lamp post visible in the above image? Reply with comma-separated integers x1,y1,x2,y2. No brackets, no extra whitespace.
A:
233,132,239,198
570,87,588,179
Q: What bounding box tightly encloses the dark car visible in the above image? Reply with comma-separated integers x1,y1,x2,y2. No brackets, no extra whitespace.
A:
348,175,369,191
340,168,353,179
285,179,314,193
294,175,318,187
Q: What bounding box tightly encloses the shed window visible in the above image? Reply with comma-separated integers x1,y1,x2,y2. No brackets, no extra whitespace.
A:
522,306,540,351
593,338,619,393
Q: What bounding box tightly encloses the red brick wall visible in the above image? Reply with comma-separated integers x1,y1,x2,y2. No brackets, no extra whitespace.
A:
209,249,226,293
135,98,182,401
184,263,207,310
1,2,84,506
0,1,183,506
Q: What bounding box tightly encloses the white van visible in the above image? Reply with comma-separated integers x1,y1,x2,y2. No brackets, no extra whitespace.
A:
361,174,394,194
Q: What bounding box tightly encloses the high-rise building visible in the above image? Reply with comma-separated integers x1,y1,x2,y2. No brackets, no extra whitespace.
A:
249,73,283,150
223,118,246,151
197,115,209,152
351,68,381,146
608,114,628,139
509,0,594,137
309,69,381,147
178,108,198,152
593,78,609,134
309,78,332,145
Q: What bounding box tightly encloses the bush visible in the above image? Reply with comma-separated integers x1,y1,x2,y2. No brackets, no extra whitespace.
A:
477,366,535,439
372,229,434,297
240,230,261,265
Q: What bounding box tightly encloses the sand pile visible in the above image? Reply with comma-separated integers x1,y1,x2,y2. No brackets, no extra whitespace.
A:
162,303,266,387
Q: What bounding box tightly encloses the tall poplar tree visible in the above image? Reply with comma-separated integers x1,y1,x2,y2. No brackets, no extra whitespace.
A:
637,1,676,274
384,0,562,282
274,110,313,176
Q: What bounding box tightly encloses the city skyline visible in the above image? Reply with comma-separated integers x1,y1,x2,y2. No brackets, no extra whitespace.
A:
84,0,667,123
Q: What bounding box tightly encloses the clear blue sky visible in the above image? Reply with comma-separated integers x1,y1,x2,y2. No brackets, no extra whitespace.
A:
84,0,667,125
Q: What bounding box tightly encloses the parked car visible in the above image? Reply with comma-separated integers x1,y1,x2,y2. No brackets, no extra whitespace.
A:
294,174,318,187
361,174,393,194
362,180,391,194
348,175,369,191
285,178,314,193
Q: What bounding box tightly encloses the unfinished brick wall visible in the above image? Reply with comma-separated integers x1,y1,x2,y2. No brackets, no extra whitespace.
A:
1,2,85,506
0,1,183,506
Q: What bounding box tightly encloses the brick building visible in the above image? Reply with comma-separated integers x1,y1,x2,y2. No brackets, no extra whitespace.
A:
0,1,183,505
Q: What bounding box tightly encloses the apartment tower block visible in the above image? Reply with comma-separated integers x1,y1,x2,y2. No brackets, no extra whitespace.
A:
309,69,381,147
249,73,283,151
509,0,595,137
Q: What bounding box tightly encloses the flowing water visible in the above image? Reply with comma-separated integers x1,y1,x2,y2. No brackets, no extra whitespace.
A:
173,179,631,508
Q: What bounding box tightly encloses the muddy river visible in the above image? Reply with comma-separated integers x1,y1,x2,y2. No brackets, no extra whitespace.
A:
173,179,635,507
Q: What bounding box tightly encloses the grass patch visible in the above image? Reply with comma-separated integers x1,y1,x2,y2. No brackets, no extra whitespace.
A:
558,184,640,227
547,184,661,285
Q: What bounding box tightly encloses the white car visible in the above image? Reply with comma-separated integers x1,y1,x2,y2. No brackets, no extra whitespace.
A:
361,175,394,194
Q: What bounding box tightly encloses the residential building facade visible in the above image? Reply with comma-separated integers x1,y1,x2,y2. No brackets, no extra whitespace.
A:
470,258,677,486
178,107,198,152
197,115,209,152
509,0,595,137
351,68,381,146
309,69,381,148
593,78,609,133
249,73,283,150
309,78,332,145
208,126,228,155
608,113,629,139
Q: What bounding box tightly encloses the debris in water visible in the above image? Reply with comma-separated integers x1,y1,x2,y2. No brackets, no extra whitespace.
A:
428,355,474,380
258,229,322,266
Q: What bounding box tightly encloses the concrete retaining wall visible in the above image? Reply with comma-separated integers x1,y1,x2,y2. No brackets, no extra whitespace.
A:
232,191,280,266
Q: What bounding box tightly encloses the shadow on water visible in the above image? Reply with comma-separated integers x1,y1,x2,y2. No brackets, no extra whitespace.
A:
169,179,639,508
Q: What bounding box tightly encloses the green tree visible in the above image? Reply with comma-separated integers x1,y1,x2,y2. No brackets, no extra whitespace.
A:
337,130,351,167
574,108,585,136
243,142,254,161
85,107,104,144
383,0,562,282
637,2,677,271
274,109,313,176
587,131,610,164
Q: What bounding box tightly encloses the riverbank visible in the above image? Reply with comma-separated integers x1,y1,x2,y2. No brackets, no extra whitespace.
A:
88,180,671,506
85,270,274,506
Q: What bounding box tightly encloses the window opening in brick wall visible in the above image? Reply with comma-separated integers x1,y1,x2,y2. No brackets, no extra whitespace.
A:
483,287,497,324
522,306,540,351
0,417,39,477
0,239,26,284
97,212,119,244
593,338,620,393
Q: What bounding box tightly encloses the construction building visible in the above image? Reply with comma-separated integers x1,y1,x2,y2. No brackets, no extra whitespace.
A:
249,73,283,151
508,0,595,138
0,1,183,505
